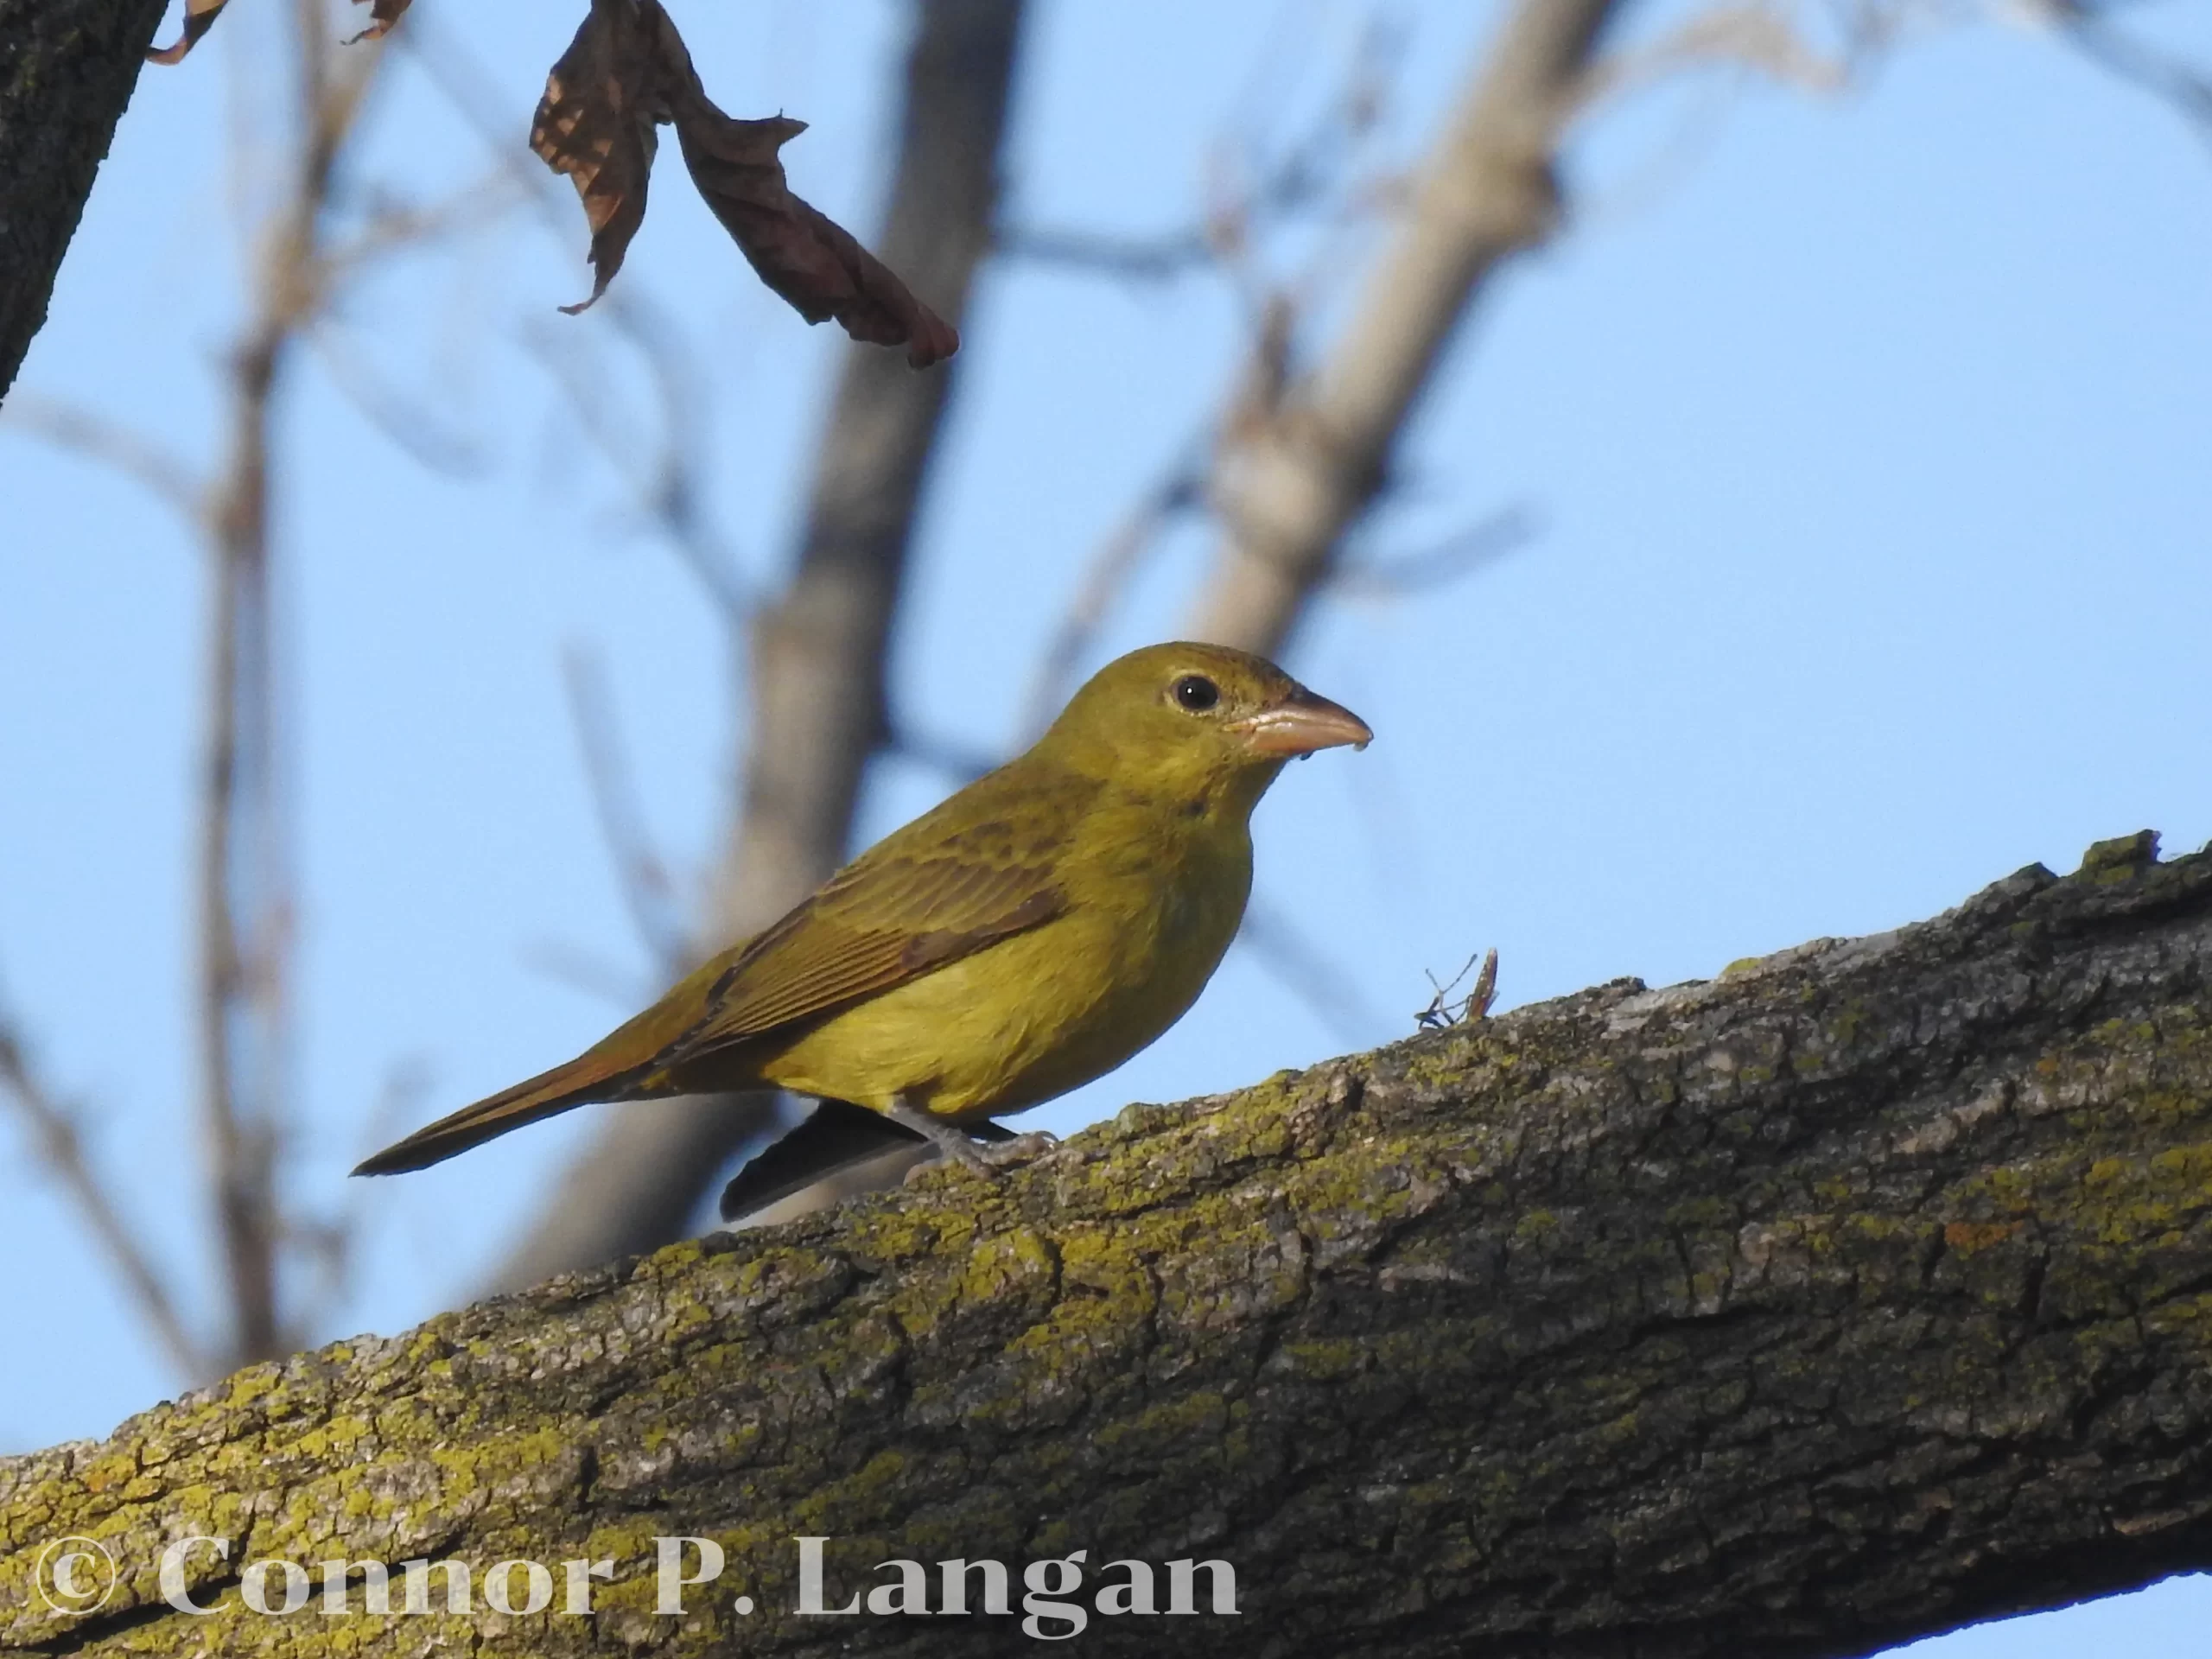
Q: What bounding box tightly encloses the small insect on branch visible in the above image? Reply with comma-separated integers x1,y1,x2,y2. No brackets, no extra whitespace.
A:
1416,947,1499,1031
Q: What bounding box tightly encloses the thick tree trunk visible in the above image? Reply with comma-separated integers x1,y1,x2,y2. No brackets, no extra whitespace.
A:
0,0,168,399
7,830,2212,1656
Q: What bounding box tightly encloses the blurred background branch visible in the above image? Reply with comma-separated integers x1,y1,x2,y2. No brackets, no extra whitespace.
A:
484,0,1032,1291
0,1001,205,1380
1190,0,1624,657
3,0,442,1377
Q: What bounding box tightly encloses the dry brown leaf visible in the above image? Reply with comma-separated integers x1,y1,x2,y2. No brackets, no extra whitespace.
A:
531,0,671,316
148,0,230,65
346,0,414,44
667,90,960,369
531,0,957,366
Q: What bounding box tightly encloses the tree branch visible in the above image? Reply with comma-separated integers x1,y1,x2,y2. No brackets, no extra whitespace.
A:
1017,448,1205,742
1188,0,1627,656
8,830,2212,1655
0,0,170,400
194,6,387,1370
560,644,690,976
0,1011,206,1382
0,394,206,520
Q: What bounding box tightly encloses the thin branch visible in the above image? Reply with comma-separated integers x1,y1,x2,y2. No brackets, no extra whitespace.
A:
401,5,753,622
0,1011,207,1381
308,321,491,479
995,10,1406,291
562,644,690,976
1331,503,1537,597
290,1057,429,1335
194,5,390,1370
1584,1,1857,103
883,721,998,786
1236,893,1389,1048
992,223,1217,283
518,317,753,620
1018,448,1207,743
316,169,523,282
518,938,655,1010
1185,0,1630,658
0,395,206,522
2052,1,2212,149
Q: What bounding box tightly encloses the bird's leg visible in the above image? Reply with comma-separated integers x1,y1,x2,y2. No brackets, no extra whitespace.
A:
885,1096,997,1173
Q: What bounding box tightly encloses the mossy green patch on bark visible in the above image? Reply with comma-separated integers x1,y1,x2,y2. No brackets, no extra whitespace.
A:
7,837,2212,1656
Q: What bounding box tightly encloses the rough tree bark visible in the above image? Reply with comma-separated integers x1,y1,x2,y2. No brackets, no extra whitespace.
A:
8,830,2212,1656
487,0,1030,1290
0,0,168,400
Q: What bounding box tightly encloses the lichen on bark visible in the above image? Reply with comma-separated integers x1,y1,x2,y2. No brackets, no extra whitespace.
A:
5,830,2212,1656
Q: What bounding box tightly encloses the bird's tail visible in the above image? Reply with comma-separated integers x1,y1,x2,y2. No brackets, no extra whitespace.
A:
353,935,763,1177
352,1052,651,1176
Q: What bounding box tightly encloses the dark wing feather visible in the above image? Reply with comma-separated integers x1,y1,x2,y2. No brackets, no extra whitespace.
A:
716,1103,1016,1221
659,766,1090,1068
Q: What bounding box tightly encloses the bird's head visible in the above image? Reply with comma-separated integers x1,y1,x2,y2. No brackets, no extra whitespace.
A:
1041,642,1371,810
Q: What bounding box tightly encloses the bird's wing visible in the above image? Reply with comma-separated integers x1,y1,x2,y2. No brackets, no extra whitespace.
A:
657,770,1085,1066
348,770,1085,1179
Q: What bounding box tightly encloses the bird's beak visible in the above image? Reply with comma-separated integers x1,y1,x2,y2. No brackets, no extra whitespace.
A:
1229,687,1373,757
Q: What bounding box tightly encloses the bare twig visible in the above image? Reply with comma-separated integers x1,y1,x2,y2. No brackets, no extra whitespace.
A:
317,169,522,281
0,1010,207,1380
520,306,753,622
993,223,1217,282
195,3,389,1368
0,395,206,520
1018,450,1207,743
291,1057,428,1333
1332,503,1536,597
1237,894,1389,1048
2049,1,2212,149
1586,2,1854,102
308,321,490,478
562,644,690,975
519,938,655,1010
400,6,754,623
995,12,1405,292
1186,0,1630,658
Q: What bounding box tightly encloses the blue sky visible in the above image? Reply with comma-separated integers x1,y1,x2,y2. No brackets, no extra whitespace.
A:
3,0,2209,1647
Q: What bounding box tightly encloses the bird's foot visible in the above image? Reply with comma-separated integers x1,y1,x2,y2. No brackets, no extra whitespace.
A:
887,1099,998,1175
977,1130,1058,1169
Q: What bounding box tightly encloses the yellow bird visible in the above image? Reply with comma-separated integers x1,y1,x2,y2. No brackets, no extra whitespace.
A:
353,643,1370,1217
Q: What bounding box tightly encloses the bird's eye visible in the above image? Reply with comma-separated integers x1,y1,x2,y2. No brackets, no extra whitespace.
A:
1172,674,1220,713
